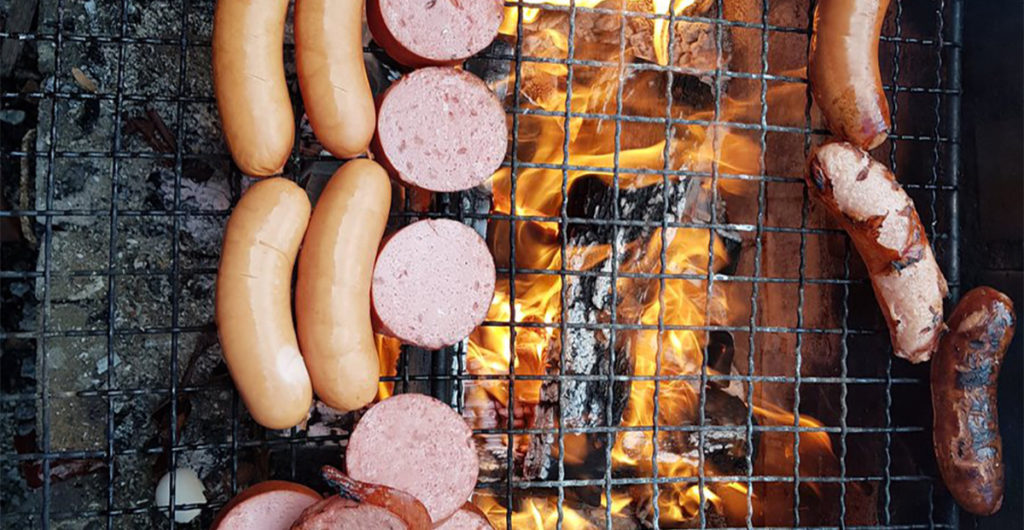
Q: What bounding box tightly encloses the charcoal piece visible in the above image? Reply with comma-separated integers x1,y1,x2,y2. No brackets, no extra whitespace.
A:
524,177,706,480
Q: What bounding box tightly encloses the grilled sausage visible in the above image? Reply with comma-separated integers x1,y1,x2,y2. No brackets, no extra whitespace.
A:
434,503,494,530
296,160,391,412
212,481,321,529
372,67,507,192
371,219,496,349
321,466,432,530
216,178,313,429
932,287,1015,516
295,0,376,158
213,0,294,176
366,0,504,68
806,142,948,363
346,394,479,523
808,0,892,150
291,497,408,529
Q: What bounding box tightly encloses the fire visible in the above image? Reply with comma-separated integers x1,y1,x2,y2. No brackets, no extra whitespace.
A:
370,2,842,528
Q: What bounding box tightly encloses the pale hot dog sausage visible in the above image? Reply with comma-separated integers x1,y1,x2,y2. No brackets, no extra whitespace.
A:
216,178,313,429
213,0,294,177
295,0,376,158
296,159,391,411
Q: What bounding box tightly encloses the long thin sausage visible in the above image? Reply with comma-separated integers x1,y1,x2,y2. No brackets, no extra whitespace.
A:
216,179,313,429
932,287,1015,516
808,0,892,150
806,142,948,363
213,0,294,177
296,160,391,411
295,0,376,158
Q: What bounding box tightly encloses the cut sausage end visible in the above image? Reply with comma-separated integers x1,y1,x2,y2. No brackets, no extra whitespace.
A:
292,496,408,529
374,68,507,193
346,393,479,523
434,503,494,530
372,219,495,349
212,481,321,530
367,0,503,67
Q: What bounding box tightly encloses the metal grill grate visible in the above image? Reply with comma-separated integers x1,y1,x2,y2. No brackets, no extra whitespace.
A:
0,0,963,528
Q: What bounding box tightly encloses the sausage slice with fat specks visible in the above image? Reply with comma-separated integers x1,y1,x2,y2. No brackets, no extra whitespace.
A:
932,287,1015,516
346,394,479,523
372,219,495,349
372,68,507,192
321,466,431,530
434,503,494,530
291,497,408,529
806,142,948,363
367,0,504,67
212,481,321,529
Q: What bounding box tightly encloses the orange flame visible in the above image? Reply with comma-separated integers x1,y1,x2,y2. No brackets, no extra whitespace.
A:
370,3,841,528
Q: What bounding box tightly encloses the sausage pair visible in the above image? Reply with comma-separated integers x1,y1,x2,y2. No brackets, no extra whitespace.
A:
216,160,390,429
213,0,374,175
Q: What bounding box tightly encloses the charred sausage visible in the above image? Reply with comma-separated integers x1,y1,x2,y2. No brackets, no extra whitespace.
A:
372,67,507,192
295,0,376,158
296,159,391,412
932,287,1015,516
346,394,479,523
321,466,432,530
806,142,948,363
366,0,504,68
371,219,495,350
216,178,313,429
808,0,892,150
213,0,294,176
212,481,321,529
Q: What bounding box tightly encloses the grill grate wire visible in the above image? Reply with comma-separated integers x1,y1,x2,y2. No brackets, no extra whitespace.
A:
0,0,963,528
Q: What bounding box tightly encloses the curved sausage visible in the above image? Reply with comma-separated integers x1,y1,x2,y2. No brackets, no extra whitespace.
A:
434,503,494,530
321,466,431,530
213,0,294,176
216,178,313,429
291,497,408,529
806,142,948,363
372,67,507,192
371,219,496,349
366,0,504,68
346,394,479,523
212,481,321,529
808,0,892,150
932,287,1015,516
295,0,376,158
296,159,391,411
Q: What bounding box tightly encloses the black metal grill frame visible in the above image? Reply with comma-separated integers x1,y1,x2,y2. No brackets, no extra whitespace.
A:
0,0,964,528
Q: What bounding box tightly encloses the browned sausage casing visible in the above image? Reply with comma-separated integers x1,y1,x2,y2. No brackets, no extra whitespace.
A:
809,0,892,150
295,0,376,158
806,142,948,363
213,0,294,177
932,287,1015,516
216,179,313,429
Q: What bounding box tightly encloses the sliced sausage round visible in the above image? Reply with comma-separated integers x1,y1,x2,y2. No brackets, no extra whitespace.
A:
212,481,321,530
434,503,494,530
373,67,507,192
366,0,504,67
345,393,479,523
291,496,407,529
371,219,495,349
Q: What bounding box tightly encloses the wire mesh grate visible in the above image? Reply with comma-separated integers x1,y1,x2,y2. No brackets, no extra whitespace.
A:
0,0,962,528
